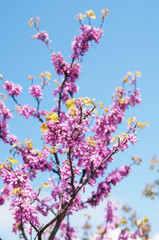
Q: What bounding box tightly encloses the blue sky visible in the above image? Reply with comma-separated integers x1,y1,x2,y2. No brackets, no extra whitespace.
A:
0,0,159,239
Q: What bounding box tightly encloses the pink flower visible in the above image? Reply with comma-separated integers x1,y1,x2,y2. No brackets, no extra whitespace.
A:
3,81,22,97
0,195,5,205
71,25,103,59
51,52,69,75
106,166,131,186
0,100,12,141
33,31,51,43
29,84,43,98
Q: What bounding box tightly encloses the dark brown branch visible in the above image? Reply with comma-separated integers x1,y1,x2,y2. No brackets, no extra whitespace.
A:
68,148,75,195
30,222,38,233
48,212,66,240
52,168,60,175
20,220,28,240
54,152,59,166
79,169,86,183
54,152,61,177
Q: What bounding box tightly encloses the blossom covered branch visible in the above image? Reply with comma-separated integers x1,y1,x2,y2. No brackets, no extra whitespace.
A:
0,9,149,240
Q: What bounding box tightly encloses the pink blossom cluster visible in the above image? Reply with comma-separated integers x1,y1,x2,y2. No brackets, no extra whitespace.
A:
36,196,52,216
0,184,12,203
52,52,81,101
71,25,103,59
88,166,131,207
51,52,81,80
106,166,131,185
51,52,69,75
0,167,40,234
115,133,137,152
3,80,22,97
51,25,103,105
12,202,40,234
21,144,53,178
4,141,53,181
92,87,141,145
16,104,36,118
29,84,43,98
0,184,12,205
59,220,78,239
105,201,119,227
16,104,47,119
0,99,12,141
8,134,19,145
34,31,51,43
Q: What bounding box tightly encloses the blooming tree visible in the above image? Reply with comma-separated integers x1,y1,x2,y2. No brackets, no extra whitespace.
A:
0,9,149,240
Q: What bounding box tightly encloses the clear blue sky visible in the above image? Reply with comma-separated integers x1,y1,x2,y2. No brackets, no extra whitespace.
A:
0,0,159,239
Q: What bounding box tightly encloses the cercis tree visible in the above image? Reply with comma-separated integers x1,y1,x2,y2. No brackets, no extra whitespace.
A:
0,9,148,240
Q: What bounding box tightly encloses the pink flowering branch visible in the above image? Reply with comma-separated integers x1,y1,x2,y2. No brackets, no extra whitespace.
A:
36,147,120,239
0,10,148,240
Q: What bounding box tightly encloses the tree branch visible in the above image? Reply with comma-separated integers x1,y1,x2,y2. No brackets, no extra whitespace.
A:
37,148,118,239
20,219,28,240
48,212,66,240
